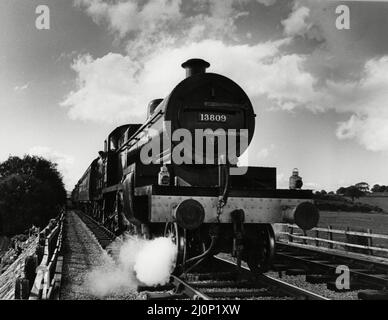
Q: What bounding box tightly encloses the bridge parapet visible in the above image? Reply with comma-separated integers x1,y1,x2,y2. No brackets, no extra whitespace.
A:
10,210,66,300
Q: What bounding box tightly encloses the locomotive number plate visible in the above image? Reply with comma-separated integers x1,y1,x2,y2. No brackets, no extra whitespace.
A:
198,113,227,123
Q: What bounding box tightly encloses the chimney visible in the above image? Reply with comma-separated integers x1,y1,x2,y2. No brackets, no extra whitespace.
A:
181,58,210,78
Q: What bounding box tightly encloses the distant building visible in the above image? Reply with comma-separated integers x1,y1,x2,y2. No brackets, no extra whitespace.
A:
289,168,303,190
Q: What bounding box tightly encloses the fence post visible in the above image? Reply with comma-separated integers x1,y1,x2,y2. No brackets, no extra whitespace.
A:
345,227,350,252
315,229,319,247
288,225,294,243
328,225,333,249
14,277,30,300
24,255,38,292
367,228,373,255
302,230,307,245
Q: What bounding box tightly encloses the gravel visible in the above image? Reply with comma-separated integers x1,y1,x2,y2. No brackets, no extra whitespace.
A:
216,253,364,300
266,271,362,300
59,214,368,300
59,211,144,300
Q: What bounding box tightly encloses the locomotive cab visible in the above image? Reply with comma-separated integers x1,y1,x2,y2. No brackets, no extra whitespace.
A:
103,125,129,187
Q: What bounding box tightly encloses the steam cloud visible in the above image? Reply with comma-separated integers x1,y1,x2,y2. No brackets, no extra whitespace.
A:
85,236,177,298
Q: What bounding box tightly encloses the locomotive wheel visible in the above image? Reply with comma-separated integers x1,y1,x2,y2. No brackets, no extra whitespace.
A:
164,222,186,274
247,224,276,274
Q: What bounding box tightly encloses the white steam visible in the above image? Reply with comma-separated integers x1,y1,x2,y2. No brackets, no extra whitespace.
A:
85,236,177,298
134,237,177,286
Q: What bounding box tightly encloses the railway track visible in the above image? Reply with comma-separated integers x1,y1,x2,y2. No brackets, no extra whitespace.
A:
74,212,330,300
76,212,116,249
274,242,388,299
74,211,388,300
146,256,329,300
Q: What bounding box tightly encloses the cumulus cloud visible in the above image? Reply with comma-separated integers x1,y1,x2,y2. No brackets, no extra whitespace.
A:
29,146,75,190
62,32,388,152
66,0,388,153
61,53,152,123
75,0,248,58
330,57,388,151
265,55,388,152
75,0,182,39
281,5,311,37
61,38,321,125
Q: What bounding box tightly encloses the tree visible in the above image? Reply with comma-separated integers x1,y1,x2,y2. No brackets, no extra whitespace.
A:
336,187,347,195
0,155,66,236
355,182,369,193
371,184,388,193
321,190,327,195
344,185,365,202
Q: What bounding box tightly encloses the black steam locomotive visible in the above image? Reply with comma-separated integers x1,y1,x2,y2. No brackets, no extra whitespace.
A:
72,58,319,274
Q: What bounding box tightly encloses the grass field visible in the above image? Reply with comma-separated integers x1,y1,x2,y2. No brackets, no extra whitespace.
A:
357,196,388,213
319,211,388,234
316,211,388,256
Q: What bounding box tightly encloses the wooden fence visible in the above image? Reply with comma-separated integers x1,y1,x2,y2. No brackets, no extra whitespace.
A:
0,237,38,299
276,223,388,258
13,210,65,300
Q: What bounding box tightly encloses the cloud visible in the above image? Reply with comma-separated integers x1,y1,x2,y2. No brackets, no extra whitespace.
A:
263,54,388,152
62,30,388,152
304,182,318,190
256,0,277,6
325,56,388,152
61,53,151,124
68,1,316,125
56,51,79,63
75,0,182,39
75,0,250,58
255,144,275,162
278,1,388,151
14,83,29,92
67,0,388,153
67,0,318,125
282,5,311,37
61,38,321,125
277,173,287,189
28,146,75,190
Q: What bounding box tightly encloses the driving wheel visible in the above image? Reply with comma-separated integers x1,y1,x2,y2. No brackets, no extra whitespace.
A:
247,224,276,273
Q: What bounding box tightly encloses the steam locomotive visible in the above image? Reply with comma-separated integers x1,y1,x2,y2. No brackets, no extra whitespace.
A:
72,58,319,274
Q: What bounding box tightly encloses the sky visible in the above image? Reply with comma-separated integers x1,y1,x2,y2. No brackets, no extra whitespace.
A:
1,0,388,192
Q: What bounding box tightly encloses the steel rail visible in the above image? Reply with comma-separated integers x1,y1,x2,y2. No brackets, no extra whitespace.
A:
73,213,330,300
77,212,116,239
214,256,329,300
276,242,388,290
165,256,329,300
171,275,211,300
277,242,388,271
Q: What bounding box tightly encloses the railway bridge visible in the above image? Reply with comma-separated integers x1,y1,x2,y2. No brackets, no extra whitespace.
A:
2,210,388,300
